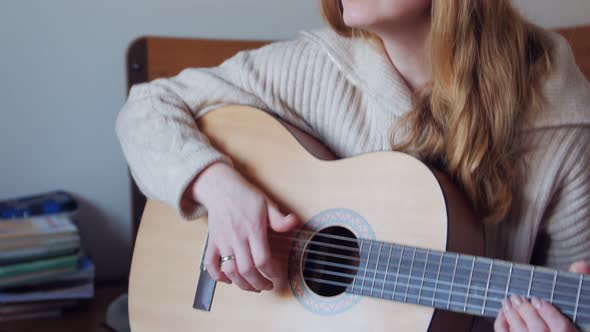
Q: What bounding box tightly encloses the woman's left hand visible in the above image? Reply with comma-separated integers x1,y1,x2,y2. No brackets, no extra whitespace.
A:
494,261,590,332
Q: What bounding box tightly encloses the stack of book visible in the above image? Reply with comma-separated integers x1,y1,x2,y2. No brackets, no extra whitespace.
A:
0,215,95,322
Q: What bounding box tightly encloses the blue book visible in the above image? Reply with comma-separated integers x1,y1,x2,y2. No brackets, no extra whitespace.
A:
0,280,94,304
0,191,78,219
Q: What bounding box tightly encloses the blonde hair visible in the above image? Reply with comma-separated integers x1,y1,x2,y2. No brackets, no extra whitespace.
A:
321,0,553,224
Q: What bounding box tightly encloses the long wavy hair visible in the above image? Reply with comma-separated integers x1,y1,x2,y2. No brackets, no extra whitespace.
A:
321,0,554,224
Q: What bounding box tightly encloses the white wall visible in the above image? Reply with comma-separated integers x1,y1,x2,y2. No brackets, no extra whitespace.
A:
1,0,588,280
513,0,590,28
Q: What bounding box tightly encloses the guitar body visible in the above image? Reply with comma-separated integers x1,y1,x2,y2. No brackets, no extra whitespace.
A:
129,106,484,331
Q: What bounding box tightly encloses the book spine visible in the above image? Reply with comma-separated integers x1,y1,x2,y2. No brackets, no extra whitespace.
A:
0,240,80,264
0,266,78,288
0,216,77,239
0,254,79,278
0,234,80,251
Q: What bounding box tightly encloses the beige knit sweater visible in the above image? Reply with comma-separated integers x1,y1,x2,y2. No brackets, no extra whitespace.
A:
116,27,590,328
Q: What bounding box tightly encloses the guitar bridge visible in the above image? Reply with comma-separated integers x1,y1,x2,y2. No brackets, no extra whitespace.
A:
193,235,216,312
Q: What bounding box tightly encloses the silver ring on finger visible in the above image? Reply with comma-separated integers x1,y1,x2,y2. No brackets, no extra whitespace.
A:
219,254,235,268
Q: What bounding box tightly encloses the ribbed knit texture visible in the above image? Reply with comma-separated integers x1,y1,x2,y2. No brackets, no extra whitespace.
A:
116,27,590,331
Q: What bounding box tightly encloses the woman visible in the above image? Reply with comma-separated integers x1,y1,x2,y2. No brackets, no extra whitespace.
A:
116,1,590,331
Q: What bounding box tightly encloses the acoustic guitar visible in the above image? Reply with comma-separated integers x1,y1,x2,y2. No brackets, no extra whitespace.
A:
128,106,589,331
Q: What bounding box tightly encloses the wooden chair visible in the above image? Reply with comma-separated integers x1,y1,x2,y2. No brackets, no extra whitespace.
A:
125,25,590,238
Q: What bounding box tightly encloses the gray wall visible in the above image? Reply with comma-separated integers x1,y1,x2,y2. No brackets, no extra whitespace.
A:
513,0,590,28
1,0,588,280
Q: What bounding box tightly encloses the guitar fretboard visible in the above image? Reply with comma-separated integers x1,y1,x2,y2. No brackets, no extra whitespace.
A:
329,240,590,327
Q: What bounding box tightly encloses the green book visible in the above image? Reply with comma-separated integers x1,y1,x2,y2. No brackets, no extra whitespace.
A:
0,253,79,279
0,266,78,288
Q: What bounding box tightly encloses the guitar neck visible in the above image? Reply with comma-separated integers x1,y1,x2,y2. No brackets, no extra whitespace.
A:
340,240,589,327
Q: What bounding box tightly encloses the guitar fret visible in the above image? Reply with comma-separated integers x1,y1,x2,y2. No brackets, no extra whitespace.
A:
505,263,513,299
351,239,363,294
381,244,393,299
482,260,493,315
371,241,383,297
573,274,583,323
464,257,476,313
393,246,404,300
432,252,443,307
404,248,417,302
527,267,535,298
448,254,459,310
418,250,429,305
550,270,557,303
361,240,373,295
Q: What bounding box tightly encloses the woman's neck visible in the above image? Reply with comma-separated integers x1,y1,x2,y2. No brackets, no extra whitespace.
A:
372,18,432,92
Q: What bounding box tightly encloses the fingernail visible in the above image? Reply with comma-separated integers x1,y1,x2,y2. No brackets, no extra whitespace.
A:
531,297,542,309
511,294,522,306
502,298,512,312
266,283,274,290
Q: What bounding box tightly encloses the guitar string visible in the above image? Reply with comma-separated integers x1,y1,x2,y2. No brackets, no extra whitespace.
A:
273,229,586,280
267,233,589,289
268,244,590,309
274,242,569,289
289,245,570,290
271,229,576,278
299,274,590,322
269,235,584,290
302,265,590,314
265,246,590,312
306,272,590,321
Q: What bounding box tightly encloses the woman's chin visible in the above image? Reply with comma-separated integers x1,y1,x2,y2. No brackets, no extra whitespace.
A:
342,15,373,30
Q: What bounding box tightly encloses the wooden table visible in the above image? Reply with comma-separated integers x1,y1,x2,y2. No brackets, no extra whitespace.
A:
0,283,127,332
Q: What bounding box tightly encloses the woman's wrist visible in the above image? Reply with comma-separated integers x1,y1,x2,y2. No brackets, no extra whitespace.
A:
191,161,236,207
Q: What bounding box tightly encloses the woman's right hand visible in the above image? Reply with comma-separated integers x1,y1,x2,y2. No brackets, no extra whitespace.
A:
191,162,300,292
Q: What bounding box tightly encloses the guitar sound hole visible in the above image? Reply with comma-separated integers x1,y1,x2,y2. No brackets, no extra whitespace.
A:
302,227,359,297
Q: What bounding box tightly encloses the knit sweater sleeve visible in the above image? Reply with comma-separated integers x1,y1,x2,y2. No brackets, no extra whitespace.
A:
539,127,590,270
115,34,323,220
